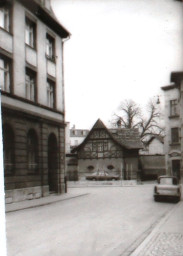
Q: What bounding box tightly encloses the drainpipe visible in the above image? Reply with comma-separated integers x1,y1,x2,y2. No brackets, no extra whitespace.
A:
61,36,70,191
0,90,7,255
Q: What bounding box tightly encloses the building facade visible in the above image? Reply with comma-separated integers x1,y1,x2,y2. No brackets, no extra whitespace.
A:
70,119,142,181
0,0,70,202
139,136,165,180
161,72,183,181
70,125,89,149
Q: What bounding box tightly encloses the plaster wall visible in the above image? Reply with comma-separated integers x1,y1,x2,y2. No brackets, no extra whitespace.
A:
148,140,164,155
0,29,12,53
11,2,64,111
78,158,123,180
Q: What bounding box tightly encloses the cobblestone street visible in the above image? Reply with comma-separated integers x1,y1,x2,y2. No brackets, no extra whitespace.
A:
137,232,183,256
6,185,175,256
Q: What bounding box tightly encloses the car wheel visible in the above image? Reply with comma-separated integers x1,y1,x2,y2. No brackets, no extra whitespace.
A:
154,196,159,202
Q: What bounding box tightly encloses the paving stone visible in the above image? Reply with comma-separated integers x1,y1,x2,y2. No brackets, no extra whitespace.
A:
138,232,183,256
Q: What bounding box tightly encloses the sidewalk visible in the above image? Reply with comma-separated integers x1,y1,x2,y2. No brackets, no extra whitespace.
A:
130,200,183,256
5,190,89,213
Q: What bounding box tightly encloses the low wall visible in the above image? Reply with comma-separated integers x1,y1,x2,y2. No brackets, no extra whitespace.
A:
5,185,49,203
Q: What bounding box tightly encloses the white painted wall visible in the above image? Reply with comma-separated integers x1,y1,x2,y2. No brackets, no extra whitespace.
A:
148,139,164,155
11,1,64,112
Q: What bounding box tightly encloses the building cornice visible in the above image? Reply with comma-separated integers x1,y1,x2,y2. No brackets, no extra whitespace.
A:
6,0,70,38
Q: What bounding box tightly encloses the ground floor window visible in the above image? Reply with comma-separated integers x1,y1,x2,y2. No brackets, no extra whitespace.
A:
27,129,38,173
3,124,14,175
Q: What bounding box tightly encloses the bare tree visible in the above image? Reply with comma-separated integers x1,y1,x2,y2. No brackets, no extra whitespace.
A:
112,99,164,141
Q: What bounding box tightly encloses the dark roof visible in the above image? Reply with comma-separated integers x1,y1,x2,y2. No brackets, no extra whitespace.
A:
92,119,107,129
161,83,178,91
16,0,70,38
72,119,143,152
109,128,143,149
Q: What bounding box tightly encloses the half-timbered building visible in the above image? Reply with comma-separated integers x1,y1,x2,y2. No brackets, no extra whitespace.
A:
71,119,142,180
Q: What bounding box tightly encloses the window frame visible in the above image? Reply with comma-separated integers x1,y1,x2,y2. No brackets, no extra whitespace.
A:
171,127,180,144
46,33,56,62
170,99,179,117
0,55,12,93
0,6,11,32
25,68,37,102
3,124,15,176
25,17,36,49
47,79,56,109
92,141,108,152
27,129,39,174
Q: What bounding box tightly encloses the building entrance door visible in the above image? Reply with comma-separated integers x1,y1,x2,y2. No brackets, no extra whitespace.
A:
172,160,180,180
48,133,58,192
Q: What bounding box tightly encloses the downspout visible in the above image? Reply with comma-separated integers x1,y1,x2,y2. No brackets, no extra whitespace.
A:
61,36,70,190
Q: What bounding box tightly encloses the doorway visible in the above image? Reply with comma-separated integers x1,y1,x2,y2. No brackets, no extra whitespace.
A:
172,160,180,180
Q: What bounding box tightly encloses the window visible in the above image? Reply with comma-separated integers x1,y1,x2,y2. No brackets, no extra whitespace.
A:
3,124,15,176
25,17,36,48
46,33,55,61
27,130,38,173
171,128,179,143
87,165,94,171
92,141,108,152
25,69,36,101
0,7,10,32
47,79,55,108
170,100,179,116
0,56,11,92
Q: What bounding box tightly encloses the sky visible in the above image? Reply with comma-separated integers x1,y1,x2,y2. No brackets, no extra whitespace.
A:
51,0,183,129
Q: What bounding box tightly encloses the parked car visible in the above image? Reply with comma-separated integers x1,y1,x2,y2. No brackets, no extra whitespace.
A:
86,171,119,181
154,176,181,202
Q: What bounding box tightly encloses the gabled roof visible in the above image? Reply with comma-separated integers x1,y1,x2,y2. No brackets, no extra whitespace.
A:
72,119,143,152
92,119,107,129
109,128,143,149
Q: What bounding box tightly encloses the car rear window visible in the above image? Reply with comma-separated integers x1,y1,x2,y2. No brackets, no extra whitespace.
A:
159,178,173,185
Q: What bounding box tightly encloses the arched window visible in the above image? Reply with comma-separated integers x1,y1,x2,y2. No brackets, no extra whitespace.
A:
27,129,38,173
3,124,15,176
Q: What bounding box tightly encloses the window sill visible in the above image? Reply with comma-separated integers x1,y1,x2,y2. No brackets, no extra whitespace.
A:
25,43,36,51
169,115,179,119
169,143,180,146
0,27,12,35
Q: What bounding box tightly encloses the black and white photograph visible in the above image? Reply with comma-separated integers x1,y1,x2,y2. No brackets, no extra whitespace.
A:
0,0,183,255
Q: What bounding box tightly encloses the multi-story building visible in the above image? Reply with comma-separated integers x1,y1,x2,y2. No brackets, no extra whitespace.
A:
70,125,89,149
0,0,70,202
161,72,183,181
